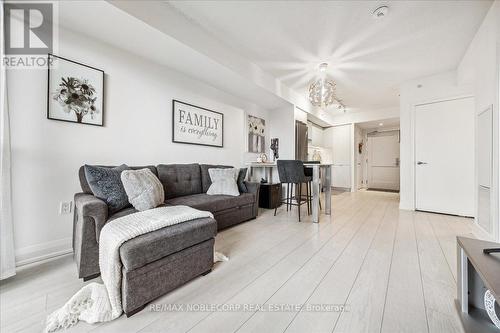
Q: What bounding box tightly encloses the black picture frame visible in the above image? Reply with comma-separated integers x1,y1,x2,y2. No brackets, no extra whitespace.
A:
47,53,105,126
172,99,224,148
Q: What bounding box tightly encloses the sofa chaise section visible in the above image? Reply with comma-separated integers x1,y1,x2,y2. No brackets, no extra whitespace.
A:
120,217,216,316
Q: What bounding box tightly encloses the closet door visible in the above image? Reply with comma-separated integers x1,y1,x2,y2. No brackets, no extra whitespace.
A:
415,97,474,216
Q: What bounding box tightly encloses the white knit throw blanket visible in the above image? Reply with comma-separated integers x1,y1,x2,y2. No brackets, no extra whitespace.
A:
45,205,214,332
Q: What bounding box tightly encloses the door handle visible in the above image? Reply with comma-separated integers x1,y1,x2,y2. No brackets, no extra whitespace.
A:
417,161,428,165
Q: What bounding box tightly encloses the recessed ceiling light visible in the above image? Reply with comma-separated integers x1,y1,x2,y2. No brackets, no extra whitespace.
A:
372,5,389,19
379,123,384,126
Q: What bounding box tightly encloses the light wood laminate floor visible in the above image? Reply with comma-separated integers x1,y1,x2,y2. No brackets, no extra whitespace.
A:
0,191,493,333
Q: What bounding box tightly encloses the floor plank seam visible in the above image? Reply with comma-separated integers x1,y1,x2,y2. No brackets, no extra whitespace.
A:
429,215,457,285
141,194,370,333
93,200,354,333
230,198,384,333
181,195,375,332
3,193,486,333
89,226,316,333
329,201,392,333
108,222,331,333
376,204,400,333
229,197,382,333
414,214,431,333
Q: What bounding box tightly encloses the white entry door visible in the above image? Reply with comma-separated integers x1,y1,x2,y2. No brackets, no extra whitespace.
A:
367,132,400,190
415,97,474,216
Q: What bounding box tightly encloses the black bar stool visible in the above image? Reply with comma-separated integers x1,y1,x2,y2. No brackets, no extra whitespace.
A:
274,160,311,222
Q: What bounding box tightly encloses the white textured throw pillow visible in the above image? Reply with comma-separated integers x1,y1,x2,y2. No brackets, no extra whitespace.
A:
120,168,165,211
207,168,240,196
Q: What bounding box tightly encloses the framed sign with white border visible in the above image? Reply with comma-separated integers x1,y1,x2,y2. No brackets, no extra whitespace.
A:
172,100,224,148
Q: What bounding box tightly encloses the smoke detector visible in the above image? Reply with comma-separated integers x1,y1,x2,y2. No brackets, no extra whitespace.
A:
372,5,389,18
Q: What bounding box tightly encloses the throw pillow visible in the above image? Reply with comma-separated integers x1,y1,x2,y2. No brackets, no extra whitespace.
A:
121,168,165,211
84,164,130,213
237,168,248,193
207,168,240,196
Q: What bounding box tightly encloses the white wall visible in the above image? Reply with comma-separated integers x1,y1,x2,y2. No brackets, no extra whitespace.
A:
354,125,364,190
7,27,270,265
399,1,500,242
294,107,308,124
269,104,295,161
457,0,500,240
399,71,473,210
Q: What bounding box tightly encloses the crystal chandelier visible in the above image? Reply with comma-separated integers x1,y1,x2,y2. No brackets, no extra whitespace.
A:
308,63,345,112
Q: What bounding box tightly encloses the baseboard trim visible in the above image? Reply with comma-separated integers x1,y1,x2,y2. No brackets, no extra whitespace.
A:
15,238,73,267
332,187,351,192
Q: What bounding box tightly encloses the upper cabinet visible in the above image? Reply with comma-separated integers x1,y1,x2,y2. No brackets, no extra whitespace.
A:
323,127,333,148
324,124,351,165
308,122,324,147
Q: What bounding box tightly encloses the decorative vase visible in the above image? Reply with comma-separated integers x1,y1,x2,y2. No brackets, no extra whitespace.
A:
312,150,322,162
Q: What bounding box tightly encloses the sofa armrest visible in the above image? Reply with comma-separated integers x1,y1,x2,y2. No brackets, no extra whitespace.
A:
74,192,108,241
243,181,260,217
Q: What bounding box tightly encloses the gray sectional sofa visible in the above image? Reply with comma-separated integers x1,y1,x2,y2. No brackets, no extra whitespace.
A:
73,163,260,316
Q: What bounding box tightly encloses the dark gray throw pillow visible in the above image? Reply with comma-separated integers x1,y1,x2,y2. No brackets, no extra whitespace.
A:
84,164,130,213
237,168,248,193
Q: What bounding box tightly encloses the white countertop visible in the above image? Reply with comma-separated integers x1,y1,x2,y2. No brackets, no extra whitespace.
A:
247,162,332,166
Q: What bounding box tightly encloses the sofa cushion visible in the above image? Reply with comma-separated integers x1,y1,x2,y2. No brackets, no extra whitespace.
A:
200,164,232,192
157,164,202,199
84,164,131,214
237,168,248,193
121,168,164,211
79,165,158,194
165,193,255,213
119,217,217,271
206,168,240,196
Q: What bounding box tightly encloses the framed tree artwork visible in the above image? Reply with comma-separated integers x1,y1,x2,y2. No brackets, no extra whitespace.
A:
47,54,105,126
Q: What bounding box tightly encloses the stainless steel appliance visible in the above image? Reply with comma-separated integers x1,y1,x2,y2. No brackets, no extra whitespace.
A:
295,120,308,161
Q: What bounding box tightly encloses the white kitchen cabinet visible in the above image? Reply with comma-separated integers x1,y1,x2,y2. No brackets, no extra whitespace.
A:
332,165,351,188
325,124,352,189
308,123,324,147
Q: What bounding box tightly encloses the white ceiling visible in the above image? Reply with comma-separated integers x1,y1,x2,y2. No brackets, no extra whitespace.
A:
57,1,291,111
169,0,492,111
357,117,400,130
